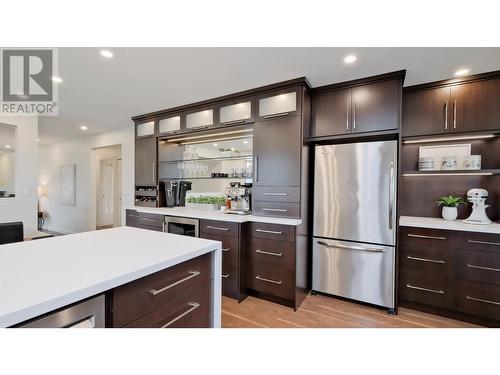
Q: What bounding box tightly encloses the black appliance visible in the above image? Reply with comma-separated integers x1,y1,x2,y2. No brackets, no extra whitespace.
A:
164,180,178,207
177,181,192,207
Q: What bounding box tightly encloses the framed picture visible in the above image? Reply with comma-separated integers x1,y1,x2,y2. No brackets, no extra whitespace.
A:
60,164,76,206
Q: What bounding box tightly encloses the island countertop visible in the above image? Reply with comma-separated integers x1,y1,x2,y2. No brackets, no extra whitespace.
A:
0,227,221,328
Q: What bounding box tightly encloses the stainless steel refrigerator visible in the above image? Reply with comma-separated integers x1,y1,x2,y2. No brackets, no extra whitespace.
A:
312,140,397,310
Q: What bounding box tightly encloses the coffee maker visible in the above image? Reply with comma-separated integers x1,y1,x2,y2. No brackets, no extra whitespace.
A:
162,180,192,207
225,182,252,215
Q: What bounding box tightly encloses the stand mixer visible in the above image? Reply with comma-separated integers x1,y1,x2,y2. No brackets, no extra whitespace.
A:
463,188,492,225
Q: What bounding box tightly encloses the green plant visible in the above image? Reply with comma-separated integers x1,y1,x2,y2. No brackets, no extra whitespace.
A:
435,195,465,208
186,195,226,205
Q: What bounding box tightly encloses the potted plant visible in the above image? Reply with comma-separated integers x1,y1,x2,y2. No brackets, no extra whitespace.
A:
435,195,465,221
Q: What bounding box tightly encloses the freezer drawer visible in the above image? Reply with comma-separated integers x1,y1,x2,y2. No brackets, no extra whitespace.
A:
312,238,395,308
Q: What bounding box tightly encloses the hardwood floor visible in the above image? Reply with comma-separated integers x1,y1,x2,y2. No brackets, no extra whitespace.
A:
222,294,481,328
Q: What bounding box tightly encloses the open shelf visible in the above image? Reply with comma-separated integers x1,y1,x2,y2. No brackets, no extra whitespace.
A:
402,169,500,177
159,155,252,164
161,177,252,180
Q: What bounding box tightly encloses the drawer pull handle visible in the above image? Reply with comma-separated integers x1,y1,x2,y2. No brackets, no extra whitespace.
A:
406,284,444,295
255,229,283,235
161,302,200,328
222,248,230,252
222,274,230,278
466,264,500,273
256,276,282,285
256,249,283,257
262,208,288,212
466,296,500,306
407,256,445,264
263,112,289,119
149,271,200,296
206,226,230,231
142,217,158,223
263,192,289,196
407,234,446,241
467,239,500,247
222,119,246,125
318,241,386,253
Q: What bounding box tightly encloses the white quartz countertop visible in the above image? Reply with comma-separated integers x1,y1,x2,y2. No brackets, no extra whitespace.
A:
400,216,500,234
128,206,303,226
0,226,221,327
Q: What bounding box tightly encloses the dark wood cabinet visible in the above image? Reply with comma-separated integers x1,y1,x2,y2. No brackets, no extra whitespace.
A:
399,226,500,327
311,71,404,138
311,88,351,137
135,137,157,186
108,253,213,328
126,209,163,231
253,115,301,187
402,87,450,137
199,219,245,301
403,72,500,138
451,78,500,133
351,79,400,134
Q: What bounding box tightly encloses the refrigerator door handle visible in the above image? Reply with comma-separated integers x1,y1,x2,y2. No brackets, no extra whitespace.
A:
317,240,386,253
389,160,395,230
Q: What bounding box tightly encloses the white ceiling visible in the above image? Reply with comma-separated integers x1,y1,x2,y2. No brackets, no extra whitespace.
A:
40,47,500,145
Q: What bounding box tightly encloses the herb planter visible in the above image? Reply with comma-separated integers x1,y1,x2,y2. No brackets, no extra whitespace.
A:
185,202,221,211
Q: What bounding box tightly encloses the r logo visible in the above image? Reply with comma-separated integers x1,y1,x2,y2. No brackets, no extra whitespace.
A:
2,49,53,102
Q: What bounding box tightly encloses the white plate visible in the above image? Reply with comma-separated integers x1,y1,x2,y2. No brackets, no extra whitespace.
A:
419,144,471,171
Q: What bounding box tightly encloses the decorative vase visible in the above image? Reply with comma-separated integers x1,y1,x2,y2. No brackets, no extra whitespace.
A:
442,206,458,221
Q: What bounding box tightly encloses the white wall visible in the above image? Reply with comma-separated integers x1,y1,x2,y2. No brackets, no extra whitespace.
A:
38,127,134,234
0,151,16,193
0,116,38,230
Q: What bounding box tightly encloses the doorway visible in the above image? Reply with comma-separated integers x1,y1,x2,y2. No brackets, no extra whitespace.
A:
94,145,122,230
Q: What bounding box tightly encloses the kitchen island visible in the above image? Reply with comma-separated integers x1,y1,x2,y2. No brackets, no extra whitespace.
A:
0,226,221,328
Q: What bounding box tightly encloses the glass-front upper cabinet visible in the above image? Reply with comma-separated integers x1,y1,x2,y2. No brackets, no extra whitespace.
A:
136,120,155,138
185,106,214,130
158,114,181,135
257,87,301,120
218,98,253,126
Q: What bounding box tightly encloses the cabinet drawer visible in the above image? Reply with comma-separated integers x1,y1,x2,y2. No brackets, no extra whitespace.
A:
247,237,295,271
398,277,449,308
200,234,239,298
252,201,300,219
400,227,455,257
452,280,500,322
248,222,295,242
200,219,239,238
111,253,212,327
246,260,294,300
455,249,500,286
456,231,500,253
126,210,140,226
124,286,211,328
252,186,300,203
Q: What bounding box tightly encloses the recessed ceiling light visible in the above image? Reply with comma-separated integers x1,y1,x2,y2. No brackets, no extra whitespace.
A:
344,55,357,64
455,68,469,77
5,145,11,149
213,143,218,147
243,140,248,144
100,50,114,59
37,138,40,142
80,125,88,131
52,76,62,83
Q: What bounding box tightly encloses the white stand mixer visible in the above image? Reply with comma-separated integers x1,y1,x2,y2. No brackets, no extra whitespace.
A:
463,188,492,225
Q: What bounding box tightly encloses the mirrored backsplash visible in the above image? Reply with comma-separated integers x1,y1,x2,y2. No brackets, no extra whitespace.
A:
0,123,16,198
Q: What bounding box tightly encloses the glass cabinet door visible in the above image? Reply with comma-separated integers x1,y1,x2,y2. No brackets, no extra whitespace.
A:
258,89,300,119
185,108,214,129
136,121,155,137
219,100,252,125
159,115,181,134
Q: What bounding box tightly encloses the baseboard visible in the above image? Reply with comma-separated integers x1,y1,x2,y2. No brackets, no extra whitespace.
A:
40,225,76,235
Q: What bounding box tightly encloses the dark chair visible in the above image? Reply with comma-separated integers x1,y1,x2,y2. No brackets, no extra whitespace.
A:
0,222,24,245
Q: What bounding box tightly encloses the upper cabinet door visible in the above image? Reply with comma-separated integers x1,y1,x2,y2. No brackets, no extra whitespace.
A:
158,115,181,135
253,116,301,187
257,88,301,120
402,87,451,137
451,78,500,133
311,88,351,137
136,121,155,138
135,137,157,186
185,107,214,130
351,79,401,134
218,98,253,126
